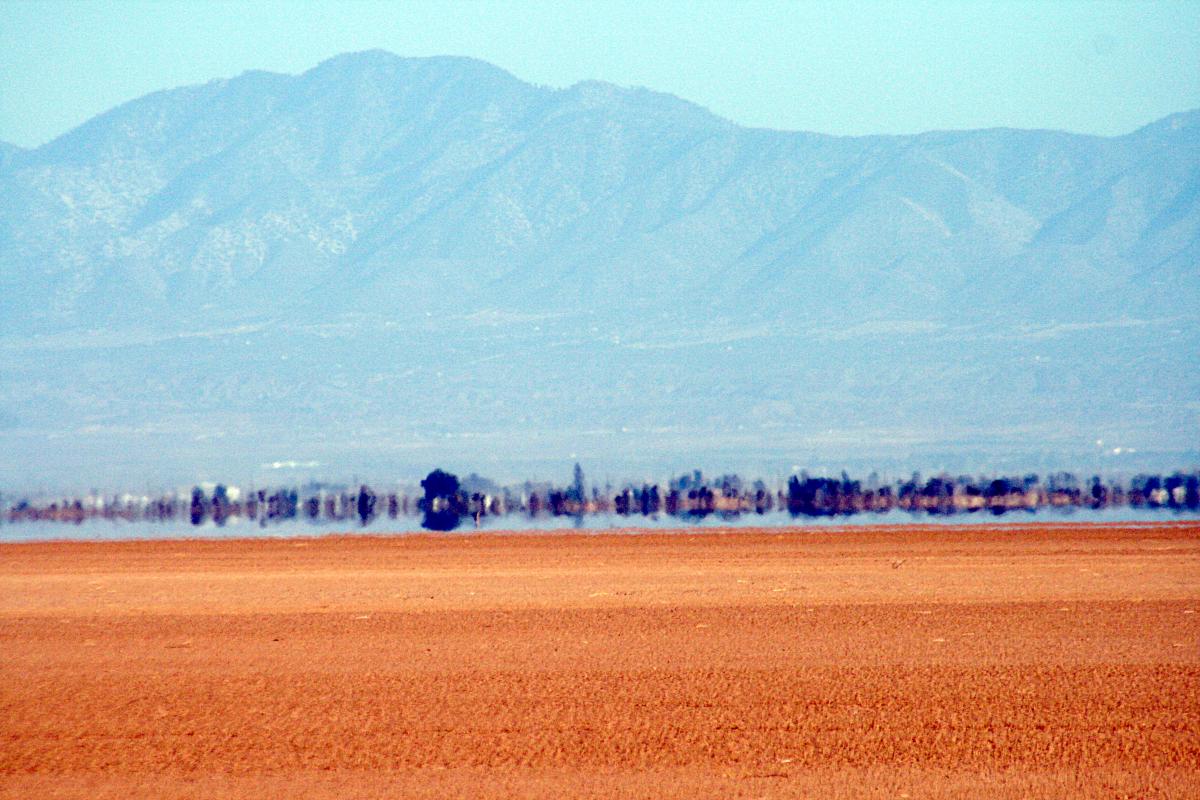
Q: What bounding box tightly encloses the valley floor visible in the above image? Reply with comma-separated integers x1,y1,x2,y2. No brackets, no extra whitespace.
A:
2,523,1198,798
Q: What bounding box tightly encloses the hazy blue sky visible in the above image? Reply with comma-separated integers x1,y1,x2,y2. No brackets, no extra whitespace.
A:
1,0,1197,148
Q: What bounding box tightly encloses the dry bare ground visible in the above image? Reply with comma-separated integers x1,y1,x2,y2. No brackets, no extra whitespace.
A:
1,522,1198,798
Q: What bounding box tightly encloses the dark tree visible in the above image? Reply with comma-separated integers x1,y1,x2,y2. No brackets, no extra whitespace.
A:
420,468,462,531
189,487,208,526
304,495,321,520
357,484,377,526
614,488,631,515
569,462,586,505
212,484,230,527
422,469,459,502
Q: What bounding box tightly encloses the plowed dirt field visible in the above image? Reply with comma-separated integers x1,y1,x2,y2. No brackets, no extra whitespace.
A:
2,522,1198,798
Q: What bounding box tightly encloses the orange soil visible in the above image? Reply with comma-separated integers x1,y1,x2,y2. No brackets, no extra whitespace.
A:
2,522,1198,798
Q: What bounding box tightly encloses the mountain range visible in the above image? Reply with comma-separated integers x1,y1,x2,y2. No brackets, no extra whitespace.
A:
1,51,1197,489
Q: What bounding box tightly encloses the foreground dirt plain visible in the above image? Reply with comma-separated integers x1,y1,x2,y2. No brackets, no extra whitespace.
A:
1,521,1198,799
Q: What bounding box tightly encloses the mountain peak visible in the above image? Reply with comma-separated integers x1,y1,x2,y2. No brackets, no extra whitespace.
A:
306,50,527,88
1132,108,1200,135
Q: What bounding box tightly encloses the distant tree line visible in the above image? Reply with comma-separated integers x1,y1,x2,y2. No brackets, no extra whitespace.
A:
4,466,1198,531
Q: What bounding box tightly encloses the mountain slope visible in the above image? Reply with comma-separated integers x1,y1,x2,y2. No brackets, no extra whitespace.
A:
0,141,20,171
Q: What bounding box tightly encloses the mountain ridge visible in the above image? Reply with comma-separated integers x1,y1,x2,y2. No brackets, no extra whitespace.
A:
2,51,1195,333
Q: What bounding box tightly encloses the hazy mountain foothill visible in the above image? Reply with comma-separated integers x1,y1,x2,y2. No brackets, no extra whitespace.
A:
1,51,1197,489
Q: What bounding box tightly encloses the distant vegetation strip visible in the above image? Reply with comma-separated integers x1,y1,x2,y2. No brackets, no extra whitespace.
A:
4,467,1199,532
